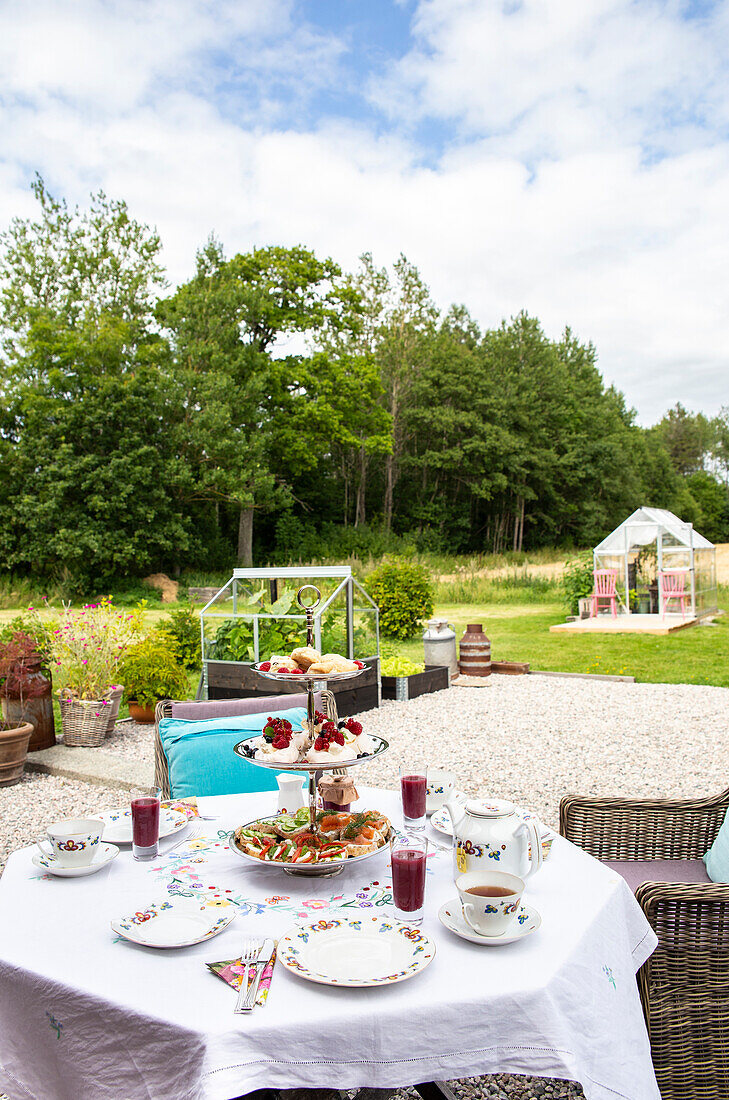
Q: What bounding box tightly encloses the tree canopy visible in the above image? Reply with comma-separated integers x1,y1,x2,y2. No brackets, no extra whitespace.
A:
1,179,727,587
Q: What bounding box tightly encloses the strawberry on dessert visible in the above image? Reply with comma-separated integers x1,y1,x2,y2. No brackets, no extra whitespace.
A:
340,716,376,756
305,722,357,765
258,661,271,671
254,716,304,762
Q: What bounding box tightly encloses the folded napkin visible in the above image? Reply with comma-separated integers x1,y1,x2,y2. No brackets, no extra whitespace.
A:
207,947,277,1006
162,797,199,820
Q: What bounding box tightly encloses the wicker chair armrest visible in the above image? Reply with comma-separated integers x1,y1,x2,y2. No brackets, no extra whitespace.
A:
635,881,729,1001
560,789,729,861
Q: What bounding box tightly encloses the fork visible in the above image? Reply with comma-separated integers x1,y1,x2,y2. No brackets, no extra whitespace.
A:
165,820,206,856
235,939,260,1013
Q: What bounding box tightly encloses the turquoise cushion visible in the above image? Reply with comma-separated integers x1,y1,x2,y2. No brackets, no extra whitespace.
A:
704,810,729,882
158,708,308,799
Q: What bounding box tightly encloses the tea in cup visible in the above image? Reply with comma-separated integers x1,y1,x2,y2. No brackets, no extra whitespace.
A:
456,870,524,937
36,819,103,867
426,768,456,814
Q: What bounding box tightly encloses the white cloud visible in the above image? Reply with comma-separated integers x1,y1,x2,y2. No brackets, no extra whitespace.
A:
0,0,728,423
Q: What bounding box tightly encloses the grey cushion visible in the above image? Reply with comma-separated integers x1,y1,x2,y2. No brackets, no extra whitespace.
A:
169,693,319,720
605,859,710,893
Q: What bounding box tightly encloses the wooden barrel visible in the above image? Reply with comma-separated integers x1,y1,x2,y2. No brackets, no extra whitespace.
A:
458,623,492,677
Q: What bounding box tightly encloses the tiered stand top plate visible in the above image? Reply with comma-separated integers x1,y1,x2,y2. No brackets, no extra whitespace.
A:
252,663,366,683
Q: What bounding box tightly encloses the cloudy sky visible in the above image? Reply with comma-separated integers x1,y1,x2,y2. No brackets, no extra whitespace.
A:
1,0,728,423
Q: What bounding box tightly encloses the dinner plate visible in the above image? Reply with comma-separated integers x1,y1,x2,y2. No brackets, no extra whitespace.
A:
111,896,235,948
278,916,436,987
438,899,541,946
32,842,120,878
91,807,188,845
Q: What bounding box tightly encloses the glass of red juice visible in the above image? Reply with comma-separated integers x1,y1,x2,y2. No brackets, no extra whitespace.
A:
399,765,428,829
131,786,162,861
390,832,428,923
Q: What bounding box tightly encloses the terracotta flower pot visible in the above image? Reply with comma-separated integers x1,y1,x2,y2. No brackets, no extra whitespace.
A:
128,701,156,724
0,722,34,786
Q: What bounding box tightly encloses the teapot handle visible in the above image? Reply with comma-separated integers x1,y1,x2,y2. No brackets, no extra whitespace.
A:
519,818,544,878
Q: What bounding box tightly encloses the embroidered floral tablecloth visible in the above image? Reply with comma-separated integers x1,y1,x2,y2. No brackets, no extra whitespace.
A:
0,787,659,1100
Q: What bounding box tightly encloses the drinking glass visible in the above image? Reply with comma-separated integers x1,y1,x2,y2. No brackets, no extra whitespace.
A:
399,764,428,829
390,831,428,924
131,786,162,861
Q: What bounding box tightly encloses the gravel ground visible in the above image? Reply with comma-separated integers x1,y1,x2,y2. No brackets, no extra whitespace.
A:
4,674,728,1099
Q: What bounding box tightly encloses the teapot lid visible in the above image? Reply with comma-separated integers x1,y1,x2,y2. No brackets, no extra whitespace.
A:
465,798,514,818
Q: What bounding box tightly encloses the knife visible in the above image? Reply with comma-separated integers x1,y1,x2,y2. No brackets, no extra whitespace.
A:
239,938,274,1013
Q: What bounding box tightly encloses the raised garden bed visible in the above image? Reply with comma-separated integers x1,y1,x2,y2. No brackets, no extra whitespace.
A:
381,665,450,702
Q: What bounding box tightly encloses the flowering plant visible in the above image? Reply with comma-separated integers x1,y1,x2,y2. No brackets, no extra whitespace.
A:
49,597,142,700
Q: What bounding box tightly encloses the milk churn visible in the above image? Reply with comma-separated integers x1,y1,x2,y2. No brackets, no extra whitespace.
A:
423,619,458,680
2,658,56,751
458,624,491,677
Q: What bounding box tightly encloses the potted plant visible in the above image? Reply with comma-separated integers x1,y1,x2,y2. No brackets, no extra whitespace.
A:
50,597,142,746
0,717,35,786
0,630,56,751
119,635,189,723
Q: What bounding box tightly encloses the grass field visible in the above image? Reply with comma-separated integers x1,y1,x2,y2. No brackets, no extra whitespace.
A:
394,594,729,687
2,576,727,691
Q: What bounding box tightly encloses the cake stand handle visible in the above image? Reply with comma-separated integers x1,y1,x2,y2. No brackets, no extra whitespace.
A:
296,584,322,834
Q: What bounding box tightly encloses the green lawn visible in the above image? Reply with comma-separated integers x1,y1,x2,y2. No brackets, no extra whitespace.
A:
5,590,728,695
394,595,729,687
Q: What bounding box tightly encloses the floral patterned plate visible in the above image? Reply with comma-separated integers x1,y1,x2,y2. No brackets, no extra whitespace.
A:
111,896,236,948
278,916,436,987
438,899,541,946
91,807,188,845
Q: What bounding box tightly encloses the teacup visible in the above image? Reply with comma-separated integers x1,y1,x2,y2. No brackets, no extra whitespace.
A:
36,819,103,867
426,768,456,814
456,869,525,937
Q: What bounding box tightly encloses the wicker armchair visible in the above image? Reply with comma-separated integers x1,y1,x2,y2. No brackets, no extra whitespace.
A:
154,691,336,799
560,788,729,1100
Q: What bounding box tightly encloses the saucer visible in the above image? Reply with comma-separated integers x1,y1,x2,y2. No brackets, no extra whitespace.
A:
438,898,541,945
111,896,235,948
32,842,120,878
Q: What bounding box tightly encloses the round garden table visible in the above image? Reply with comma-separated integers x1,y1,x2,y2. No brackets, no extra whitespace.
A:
0,787,660,1100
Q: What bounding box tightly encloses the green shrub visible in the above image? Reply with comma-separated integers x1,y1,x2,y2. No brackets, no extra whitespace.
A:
158,605,202,670
562,553,595,614
366,558,434,639
119,636,189,709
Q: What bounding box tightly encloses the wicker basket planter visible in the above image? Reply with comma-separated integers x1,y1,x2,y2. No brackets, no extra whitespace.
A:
59,692,116,748
104,685,124,734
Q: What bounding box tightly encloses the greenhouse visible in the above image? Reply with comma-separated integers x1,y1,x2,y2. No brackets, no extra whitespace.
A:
592,507,718,620
198,566,381,712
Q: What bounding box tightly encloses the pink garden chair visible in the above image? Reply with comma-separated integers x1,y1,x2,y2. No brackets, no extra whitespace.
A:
659,569,689,619
591,569,618,618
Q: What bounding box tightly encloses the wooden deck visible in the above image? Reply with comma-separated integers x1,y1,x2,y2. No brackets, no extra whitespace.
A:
550,613,699,636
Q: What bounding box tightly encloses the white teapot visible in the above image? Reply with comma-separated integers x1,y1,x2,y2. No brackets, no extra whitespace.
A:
444,793,543,880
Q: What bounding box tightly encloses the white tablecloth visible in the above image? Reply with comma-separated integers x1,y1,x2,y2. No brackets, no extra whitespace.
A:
0,787,659,1100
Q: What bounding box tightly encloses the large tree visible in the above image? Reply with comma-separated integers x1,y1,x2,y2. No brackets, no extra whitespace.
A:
0,179,190,588
157,240,354,564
